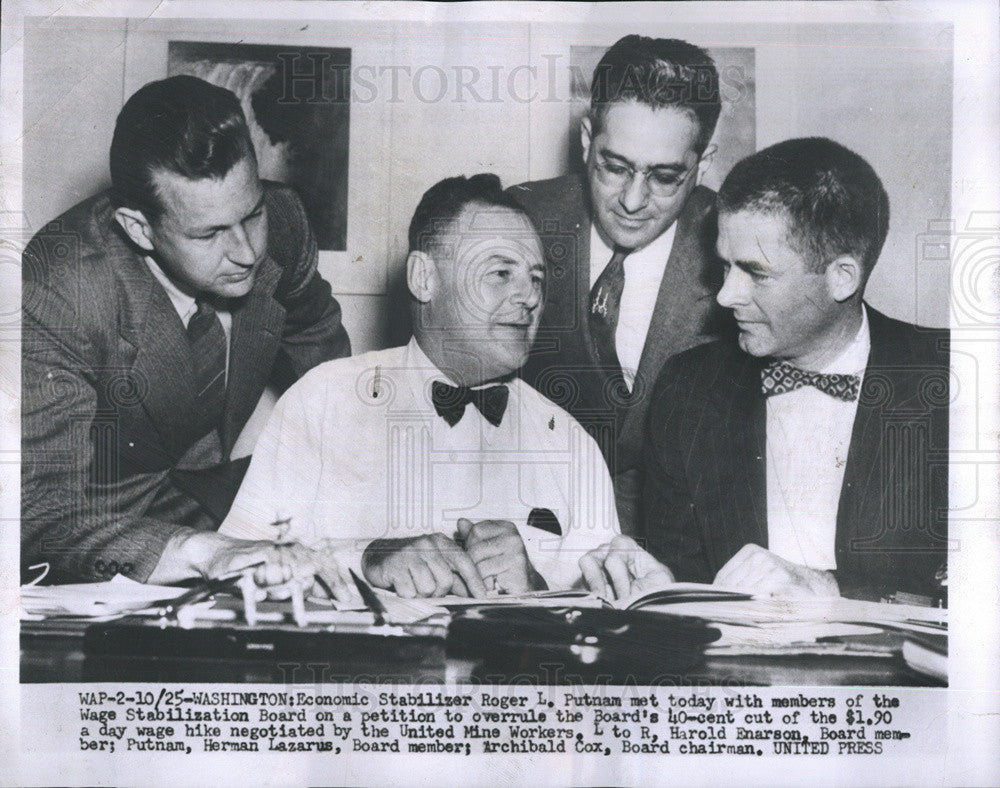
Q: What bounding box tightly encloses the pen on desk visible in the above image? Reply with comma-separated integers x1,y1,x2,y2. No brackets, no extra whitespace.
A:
313,573,337,601
157,561,265,619
349,569,387,626
291,583,307,628
238,573,258,627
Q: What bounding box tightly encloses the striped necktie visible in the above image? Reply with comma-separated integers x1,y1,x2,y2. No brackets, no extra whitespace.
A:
588,246,628,371
187,298,227,434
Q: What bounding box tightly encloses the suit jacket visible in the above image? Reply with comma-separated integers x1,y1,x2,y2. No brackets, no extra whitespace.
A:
507,173,733,534
641,307,950,600
22,182,351,583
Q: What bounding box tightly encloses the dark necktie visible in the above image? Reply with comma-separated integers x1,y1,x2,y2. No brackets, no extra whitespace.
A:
588,247,628,370
431,381,509,427
760,359,860,402
187,298,227,433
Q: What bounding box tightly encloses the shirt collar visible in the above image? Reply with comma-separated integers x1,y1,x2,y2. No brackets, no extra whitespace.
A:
144,256,197,325
405,336,516,392
406,336,460,389
589,221,677,286
820,305,871,377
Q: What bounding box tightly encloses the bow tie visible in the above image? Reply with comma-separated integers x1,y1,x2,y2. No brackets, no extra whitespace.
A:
431,381,509,427
760,360,860,402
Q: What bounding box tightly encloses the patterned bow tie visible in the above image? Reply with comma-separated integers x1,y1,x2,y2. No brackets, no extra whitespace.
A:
431,381,509,427
760,360,860,402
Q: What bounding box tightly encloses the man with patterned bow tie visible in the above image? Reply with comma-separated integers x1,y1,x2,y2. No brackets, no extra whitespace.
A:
508,36,734,537
221,175,619,597
581,138,949,601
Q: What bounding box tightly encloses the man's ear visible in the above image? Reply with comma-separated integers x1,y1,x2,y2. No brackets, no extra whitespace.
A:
406,250,438,304
580,115,594,165
696,143,717,183
825,254,864,302
113,206,156,253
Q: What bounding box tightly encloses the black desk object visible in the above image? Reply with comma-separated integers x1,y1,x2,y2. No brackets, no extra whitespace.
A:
78,600,446,684
448,605,721,684
20,598,941,686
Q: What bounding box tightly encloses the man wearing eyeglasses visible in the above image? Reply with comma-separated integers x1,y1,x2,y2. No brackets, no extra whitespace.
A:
509,36,733,534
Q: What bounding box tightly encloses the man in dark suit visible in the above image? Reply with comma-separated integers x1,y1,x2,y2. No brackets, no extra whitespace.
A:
509,36,732,534
22,76,352,594
580,138,949,602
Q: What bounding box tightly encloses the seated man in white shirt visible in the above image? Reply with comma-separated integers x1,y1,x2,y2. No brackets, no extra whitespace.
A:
581,138,949,601
221,174,621,597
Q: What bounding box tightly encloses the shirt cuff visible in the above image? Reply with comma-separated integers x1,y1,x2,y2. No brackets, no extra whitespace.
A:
128,522,198,583
516,523,581,591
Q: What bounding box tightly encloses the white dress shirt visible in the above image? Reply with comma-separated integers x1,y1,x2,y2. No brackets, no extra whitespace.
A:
220,337,620,590
145,256,232,382
766,308,871,570
589,222,677,391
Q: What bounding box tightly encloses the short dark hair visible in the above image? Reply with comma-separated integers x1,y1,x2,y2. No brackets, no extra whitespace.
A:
408,173,528,256
589,35,721,154
109,75,256,221
717,137,890,276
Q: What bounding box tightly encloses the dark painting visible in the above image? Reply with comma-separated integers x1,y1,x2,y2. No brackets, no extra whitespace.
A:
169,41,351,251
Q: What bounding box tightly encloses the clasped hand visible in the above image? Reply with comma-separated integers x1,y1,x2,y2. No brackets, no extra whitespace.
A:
361,519,544,598
152,530,361,605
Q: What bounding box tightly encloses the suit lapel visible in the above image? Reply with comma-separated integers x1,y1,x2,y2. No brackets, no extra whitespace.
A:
576,222,601,368
620,188,720,439
532,178,590,353
221,254,284,452
720,357,769,552
835,308,900,562
635,200,708,382
686,353,768,572
558,184,597,366
120,258,201,459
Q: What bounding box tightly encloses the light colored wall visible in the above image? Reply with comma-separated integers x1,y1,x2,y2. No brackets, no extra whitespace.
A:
23,18,127,236
752,23,952,328
24,17,952,343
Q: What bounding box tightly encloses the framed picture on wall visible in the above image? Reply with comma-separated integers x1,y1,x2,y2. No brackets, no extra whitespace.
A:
168,41,351,252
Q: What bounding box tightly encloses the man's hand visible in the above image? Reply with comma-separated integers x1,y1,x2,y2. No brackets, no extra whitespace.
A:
456,518,545,595
150,530,359,603
579,535,674,601
714,544,840,598
362,533,489,598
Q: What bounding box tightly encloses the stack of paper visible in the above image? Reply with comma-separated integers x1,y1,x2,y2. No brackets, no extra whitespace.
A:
635,595,946,652
20,576,193,620
644,596,947,632
901,634,947,681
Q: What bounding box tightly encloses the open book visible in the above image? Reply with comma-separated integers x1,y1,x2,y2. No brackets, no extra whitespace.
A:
371,581,948,648
400,581,751,611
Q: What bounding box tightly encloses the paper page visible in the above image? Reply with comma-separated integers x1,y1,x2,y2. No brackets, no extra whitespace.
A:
19,575,191,618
